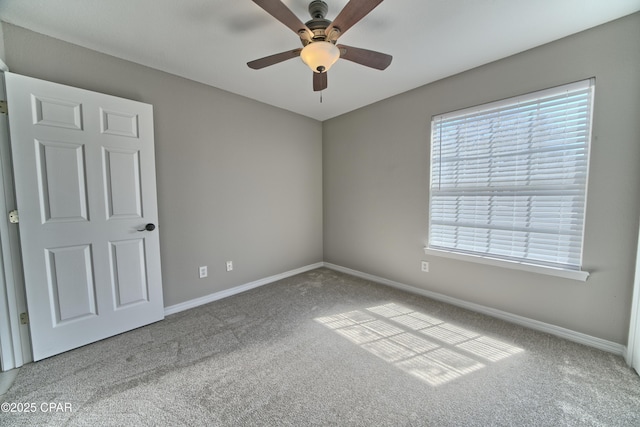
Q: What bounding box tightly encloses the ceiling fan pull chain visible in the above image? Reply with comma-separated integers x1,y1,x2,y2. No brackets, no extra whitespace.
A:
320,91,323,103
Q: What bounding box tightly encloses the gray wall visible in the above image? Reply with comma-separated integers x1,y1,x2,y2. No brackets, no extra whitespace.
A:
324,13,640,344
3,23,323,307
0,21,5,63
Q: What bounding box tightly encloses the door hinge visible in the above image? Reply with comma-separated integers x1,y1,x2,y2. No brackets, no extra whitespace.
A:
8,209,18,224
0,100,6,115
20,312,29,325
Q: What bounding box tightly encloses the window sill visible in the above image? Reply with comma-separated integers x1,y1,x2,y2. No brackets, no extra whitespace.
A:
423,247,590,282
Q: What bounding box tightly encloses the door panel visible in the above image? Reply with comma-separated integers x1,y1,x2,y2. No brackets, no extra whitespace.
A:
103,148,142,219
32,95,83,130
6,72,164,361
45,244,97,323
100,109,138,138
109,238,149,308
36,139,89,223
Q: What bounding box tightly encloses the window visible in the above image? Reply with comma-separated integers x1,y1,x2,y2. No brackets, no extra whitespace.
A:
427,79,594,280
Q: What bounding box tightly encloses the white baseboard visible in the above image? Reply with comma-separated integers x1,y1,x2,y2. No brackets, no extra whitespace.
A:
324,262,626,356
164,262,324,316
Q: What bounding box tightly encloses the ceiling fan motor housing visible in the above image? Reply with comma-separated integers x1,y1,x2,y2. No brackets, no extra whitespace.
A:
306,0,332,38
309,0,328,19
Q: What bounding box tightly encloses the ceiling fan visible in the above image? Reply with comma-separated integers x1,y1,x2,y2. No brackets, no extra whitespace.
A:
247,0,392,92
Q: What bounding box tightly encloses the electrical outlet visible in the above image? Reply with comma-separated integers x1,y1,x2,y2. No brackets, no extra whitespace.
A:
226,261,233,272
421,261,429,272
199,266,208,278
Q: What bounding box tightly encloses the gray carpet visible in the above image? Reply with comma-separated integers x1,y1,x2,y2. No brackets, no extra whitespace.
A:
1,267,639,426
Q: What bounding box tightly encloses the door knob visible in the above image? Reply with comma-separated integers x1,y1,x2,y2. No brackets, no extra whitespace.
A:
138,223,156,232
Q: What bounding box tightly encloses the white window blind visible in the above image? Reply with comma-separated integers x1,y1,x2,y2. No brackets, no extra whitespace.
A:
428,79,594,271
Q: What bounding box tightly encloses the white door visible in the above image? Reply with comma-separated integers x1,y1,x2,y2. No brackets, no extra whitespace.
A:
5,72,164,361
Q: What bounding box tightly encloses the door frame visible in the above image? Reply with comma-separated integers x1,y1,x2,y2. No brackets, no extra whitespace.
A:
0,71,31,371
626,217,640,373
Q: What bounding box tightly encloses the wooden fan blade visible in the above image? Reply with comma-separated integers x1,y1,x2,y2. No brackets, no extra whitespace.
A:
313,72,328,92
252,0,312,36
337,44,392,70
247,48,302,69
325,0,384,38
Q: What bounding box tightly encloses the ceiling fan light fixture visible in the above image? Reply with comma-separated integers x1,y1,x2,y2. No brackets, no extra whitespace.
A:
300,41,340,73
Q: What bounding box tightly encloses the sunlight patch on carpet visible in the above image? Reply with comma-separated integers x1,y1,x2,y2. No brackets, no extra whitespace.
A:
315,302,524,386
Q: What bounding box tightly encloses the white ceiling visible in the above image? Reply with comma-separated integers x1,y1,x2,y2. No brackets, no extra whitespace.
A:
1,0,639,121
